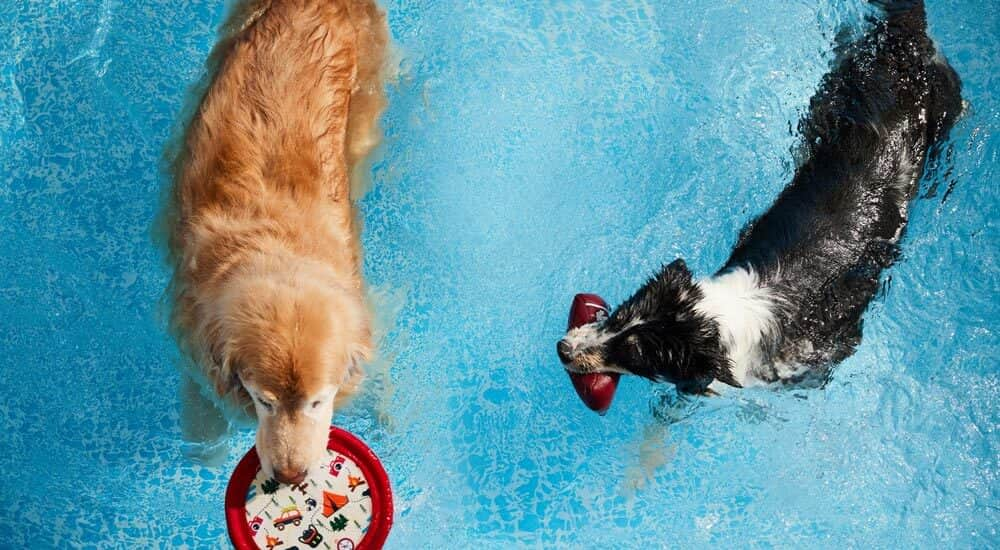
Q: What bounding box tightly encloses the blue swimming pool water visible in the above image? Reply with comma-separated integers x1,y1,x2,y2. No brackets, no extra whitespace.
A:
1,0,997,547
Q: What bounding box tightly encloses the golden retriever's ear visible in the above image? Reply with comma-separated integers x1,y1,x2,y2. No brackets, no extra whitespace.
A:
349,344,371,383
337,343,371,402
208,341,239,398
200,313,241,398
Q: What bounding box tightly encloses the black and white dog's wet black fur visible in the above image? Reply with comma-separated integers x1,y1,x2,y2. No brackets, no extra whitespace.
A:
557,0,962,393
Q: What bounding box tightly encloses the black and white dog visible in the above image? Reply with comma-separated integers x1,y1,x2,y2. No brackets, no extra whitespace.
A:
557,0,962,393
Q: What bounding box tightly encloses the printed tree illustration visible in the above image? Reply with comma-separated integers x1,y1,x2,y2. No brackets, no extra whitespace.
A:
329,514,349,532
261,478,281,495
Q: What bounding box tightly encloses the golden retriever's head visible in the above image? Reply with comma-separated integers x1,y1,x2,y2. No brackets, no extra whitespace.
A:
206,265,370,484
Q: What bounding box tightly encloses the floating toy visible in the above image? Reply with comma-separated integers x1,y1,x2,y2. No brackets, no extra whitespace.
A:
226,426,393,550
566,293,620,415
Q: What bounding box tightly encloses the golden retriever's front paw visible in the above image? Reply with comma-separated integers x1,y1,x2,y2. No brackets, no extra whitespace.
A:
180,435,231,467
180,375,232,466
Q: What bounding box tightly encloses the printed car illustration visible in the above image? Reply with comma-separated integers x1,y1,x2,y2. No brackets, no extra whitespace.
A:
273,506,303,530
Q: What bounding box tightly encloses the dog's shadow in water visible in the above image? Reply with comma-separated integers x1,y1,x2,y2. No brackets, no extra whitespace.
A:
621,385,799,495
619,390,704,496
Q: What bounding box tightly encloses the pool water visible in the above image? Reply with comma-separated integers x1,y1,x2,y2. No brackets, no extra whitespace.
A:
1,0,997,547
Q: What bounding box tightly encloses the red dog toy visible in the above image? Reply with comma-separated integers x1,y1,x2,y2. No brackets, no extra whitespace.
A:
566,293,620,415
226,426,392,550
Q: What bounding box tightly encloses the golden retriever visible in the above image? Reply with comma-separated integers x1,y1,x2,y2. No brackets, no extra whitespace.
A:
160,0,388,484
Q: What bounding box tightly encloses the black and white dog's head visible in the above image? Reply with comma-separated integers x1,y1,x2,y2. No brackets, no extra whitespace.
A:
557,259,740,393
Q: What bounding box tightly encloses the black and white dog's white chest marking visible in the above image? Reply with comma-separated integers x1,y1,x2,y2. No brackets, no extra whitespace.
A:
557,0,962,393
693,268,784,386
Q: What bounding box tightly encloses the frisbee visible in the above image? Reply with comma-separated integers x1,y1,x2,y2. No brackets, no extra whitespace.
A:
566,293,620,415
225,426,392,550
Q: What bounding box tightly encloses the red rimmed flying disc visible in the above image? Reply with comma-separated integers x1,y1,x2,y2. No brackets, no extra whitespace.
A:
226,426,392,550
566,293,621,415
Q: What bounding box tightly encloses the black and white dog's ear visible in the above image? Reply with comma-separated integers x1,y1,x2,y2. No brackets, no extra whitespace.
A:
646,258,695,301
665,258,688,273
660,258,692,283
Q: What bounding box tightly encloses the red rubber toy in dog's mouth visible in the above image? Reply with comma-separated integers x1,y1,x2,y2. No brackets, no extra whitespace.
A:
565,293,620,415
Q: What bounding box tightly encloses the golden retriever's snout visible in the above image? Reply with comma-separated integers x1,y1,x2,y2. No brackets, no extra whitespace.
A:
275,467,307,485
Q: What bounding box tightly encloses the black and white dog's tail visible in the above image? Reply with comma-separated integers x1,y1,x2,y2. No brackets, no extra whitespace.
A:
867,0,963,143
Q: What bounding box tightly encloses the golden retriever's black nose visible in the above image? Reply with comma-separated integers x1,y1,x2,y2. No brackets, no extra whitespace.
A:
557,339,572,364
276,468,307,485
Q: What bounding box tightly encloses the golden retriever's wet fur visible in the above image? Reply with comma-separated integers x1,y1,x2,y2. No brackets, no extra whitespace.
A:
160,0,388,483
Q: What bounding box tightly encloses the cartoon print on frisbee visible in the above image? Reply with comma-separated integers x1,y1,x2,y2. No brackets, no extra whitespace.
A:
328,455,346,477
229,428,390,549
263,534,282,550
347,474,366,492
297,523,324,548
241,454,374,548
330,514,350,532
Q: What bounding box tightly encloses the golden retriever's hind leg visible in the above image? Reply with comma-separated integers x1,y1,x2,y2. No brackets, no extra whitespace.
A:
179,374,231,466
345,0,391,200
